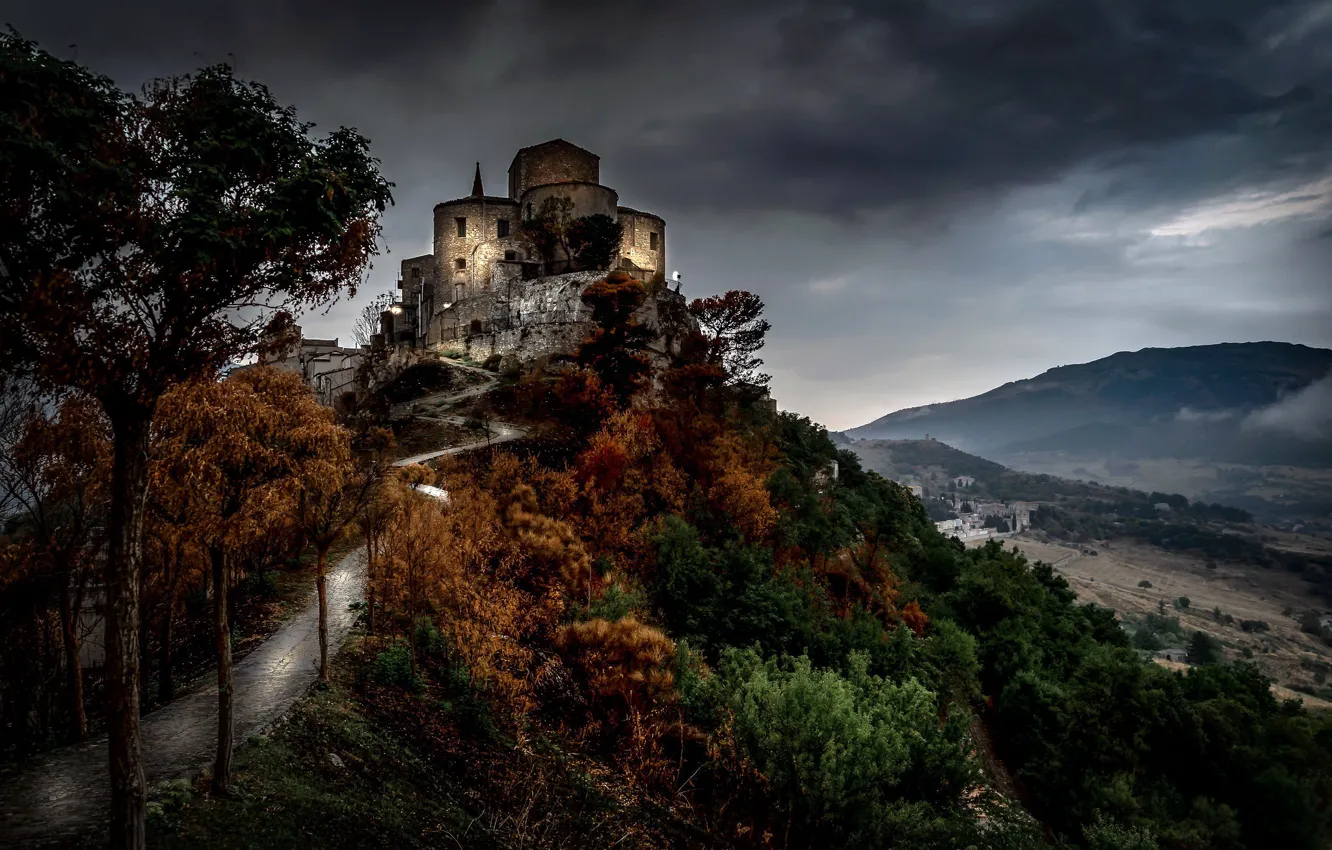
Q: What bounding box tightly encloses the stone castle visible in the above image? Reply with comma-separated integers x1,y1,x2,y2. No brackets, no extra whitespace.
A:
387,139,680,363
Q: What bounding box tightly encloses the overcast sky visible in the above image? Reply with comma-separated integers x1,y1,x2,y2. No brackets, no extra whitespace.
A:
8,0,1332,429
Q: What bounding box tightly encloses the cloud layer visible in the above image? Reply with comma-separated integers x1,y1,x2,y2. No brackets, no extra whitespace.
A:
1244,374,1332,439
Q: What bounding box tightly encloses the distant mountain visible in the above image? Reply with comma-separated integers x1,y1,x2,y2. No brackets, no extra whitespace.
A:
843,343,1332,467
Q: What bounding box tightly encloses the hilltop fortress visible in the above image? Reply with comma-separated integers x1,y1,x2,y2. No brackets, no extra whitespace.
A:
387,139,686,366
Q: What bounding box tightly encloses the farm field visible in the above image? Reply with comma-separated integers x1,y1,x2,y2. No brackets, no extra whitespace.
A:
979,533,1332,708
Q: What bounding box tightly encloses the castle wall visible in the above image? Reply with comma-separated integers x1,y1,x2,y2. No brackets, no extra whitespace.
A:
616,208,666,278
521,181,618,223
430,271,692,367
508,141,599,200
432,197,523,302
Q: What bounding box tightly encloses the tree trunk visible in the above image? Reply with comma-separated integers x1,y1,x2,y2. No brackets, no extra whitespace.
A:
211,544,234,794
365,532,376,636
105,411,150,850
158,604,175,704
316,546,329,682
58,578,88,741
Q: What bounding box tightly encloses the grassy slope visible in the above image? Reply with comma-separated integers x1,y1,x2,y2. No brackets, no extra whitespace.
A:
148,638,709,850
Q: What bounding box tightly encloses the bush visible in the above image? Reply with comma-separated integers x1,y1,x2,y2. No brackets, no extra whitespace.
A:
1083,812,1159,850
1187,631,1222,666
372,640,422,692
706,647,976,846
241,568,278,598
1137,580,1152,589
584,581,647,622
1175,596,1191,610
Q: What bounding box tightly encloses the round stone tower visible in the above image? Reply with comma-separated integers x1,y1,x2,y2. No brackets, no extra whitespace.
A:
616,207,666,280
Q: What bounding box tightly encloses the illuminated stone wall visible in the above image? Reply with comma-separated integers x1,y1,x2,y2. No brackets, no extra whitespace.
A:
507,140,600,199
431,197,526,301
616,208,666,278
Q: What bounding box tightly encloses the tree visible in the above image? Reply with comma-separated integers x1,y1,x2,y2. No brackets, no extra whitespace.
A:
290,411,384,683
688,290,772,387
571,272,656,409
152,367,313,793
0,395,110,741
0,36,392,847
567,213,624,271
1187,630,1222,666
351,293,392,349
520,196,575,272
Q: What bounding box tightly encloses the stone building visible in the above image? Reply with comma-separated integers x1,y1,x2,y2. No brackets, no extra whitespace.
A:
247,326,368,412
398,139,669,352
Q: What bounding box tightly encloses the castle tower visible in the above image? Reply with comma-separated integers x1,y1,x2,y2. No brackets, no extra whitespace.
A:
432,162,522,302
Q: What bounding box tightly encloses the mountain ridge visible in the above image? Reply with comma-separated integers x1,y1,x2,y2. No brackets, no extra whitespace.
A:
842,342,1332,466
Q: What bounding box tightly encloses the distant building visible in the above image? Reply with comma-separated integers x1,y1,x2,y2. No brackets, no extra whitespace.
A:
953,476,976,487
253,325,368,412
908,484,923,498
1155,648,1188,663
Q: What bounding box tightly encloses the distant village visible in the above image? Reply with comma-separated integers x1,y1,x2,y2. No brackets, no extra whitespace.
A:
899,475,1041,543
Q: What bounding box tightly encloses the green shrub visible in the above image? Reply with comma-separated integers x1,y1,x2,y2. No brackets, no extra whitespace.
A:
372,640,422,692
1187,631,1222,666
584,581,646,622
707,647,976,846
1083,812,1159,850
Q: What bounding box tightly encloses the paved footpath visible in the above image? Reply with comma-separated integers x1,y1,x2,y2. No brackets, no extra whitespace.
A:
0,550,367,848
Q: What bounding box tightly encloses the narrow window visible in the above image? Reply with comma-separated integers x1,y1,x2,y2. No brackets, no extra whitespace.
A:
455,217,467,237
525,203,533,219
497,219,510,238
504,250,516,261
649,232,659,251
455,258,466,270
411,267,422,279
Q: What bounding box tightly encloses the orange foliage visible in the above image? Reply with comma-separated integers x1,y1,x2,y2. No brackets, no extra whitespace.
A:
554,617,676,718
704,435,778,542
901,600,929,637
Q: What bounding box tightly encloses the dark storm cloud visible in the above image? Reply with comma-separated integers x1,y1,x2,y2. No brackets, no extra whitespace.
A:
9,0,1329,220
5,0,1331,427
609,0,1332,218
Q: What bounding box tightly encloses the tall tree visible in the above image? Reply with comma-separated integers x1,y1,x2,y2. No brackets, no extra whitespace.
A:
0,396,110,741
152,368,312,793
688,290,772,387
0,34,392,848
290,414,385,682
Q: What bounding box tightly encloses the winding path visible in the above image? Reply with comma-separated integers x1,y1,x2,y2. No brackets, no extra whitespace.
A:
0,550,367,848
0,359,524,847
391,359,527,467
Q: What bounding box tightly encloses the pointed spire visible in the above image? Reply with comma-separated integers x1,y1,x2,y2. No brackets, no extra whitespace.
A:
471,162,484,197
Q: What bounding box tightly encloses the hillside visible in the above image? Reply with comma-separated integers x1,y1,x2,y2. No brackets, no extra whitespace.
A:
843,342,1332,467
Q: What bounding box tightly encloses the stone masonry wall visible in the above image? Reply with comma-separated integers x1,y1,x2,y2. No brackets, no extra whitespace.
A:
430,271,693,366
508,141,600,199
